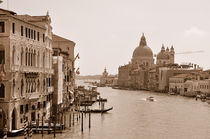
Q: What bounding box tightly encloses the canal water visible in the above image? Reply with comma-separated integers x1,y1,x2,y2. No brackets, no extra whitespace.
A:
9,80,210,139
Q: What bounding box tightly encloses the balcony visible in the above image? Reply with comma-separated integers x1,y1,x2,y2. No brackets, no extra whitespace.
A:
25,92,40,100
43,68,54,74
11,65,20,72
20,66,42,73
47,86,54,93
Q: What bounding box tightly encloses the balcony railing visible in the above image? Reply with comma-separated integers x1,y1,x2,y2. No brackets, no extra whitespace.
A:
11,65,19,72
47,86,54,93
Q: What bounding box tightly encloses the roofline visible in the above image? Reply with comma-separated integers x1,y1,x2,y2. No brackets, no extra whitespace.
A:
53,34,76,46
0,8,16,15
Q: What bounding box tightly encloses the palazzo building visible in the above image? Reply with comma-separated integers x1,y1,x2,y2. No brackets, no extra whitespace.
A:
0,9,54,132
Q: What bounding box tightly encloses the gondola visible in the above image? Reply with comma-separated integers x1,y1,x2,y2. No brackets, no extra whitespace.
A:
76,107,113,113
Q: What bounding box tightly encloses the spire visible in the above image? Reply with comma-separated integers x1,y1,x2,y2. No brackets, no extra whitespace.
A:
161,44,165,52
139,33,147,46
170,45,174,51
46,10,49,16
166,47,169,52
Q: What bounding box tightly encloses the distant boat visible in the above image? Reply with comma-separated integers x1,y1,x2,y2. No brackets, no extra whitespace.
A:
76,107,113,113
146,96,155,102
169,92,176,95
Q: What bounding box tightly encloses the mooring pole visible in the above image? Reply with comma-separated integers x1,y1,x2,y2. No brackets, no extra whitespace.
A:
42,115,44,137
53,115,56,138
81,112,83,132
89,111,91,128
69,111,71,128
73,111,74,126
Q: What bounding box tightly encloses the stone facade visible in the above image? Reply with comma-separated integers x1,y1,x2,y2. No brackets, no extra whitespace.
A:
0,9,54,132
52,34,75,122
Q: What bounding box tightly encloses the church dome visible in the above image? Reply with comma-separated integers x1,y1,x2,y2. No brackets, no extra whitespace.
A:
132,34,153,58
157,52,169,59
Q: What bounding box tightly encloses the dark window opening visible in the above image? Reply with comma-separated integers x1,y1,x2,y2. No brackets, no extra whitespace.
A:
21,26,24,36
37,32,39,41
43,34,45,42
43,101,46,108
25,28,28,37
20,105,24,114
0,83,5,98
0,22,5,33
12,23,15,34
0,50,5,64
31,30,33,39
37,102,40,110
34,30,36,40
28,29,30,38
25,104,29,113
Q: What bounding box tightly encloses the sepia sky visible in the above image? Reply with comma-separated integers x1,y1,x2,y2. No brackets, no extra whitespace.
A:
1,0,210,75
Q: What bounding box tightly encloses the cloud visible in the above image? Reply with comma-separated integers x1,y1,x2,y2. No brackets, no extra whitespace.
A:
184,26,207,37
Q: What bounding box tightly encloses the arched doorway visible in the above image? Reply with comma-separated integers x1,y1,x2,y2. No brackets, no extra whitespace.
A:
11,109,16,130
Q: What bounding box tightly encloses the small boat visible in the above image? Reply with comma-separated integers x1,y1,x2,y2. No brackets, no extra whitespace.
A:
91,107,113,113
169,92,176,95
76,107,113,113
146,96,155,102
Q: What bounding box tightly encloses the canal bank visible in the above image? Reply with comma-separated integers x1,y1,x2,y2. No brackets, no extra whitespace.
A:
8,81,210,139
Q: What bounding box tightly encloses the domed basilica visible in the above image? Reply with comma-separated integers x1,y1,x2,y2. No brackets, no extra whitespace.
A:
118,33,175,89
132,33,154,68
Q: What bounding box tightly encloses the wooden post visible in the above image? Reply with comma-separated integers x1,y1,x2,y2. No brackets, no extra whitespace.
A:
69,111,71,128
48,118,51,134
64,114,66,130
53,115,56,138
89,111,91,128
42,116,44,137
29,121,33,138
73,111,74,126
81,112,83,132
3,125,7,139
24,115,27,139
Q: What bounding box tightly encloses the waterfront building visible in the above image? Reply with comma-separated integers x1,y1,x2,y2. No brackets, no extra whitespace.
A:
169,74,196,94
0,9,54,132
52,34,75,122
100,68,116,86
158,66,202,92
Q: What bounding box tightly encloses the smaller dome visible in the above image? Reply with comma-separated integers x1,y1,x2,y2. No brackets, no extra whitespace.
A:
157,51,169,59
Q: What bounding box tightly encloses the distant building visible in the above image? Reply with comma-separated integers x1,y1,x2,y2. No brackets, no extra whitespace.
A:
156,44,174,66
100,68,116,86
0,9,54,132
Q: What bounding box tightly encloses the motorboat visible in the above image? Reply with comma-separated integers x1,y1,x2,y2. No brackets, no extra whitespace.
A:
146,96,155,102
168,92,176,95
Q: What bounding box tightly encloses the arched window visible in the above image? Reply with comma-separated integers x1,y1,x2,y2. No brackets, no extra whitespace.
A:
12,46,15,65
20,48,23,66
37,51,40,67
37,79,40,92
12,79,15,97
21,79,24,96
0,83,5,98
43,53,45,68
43,79,45,91
25,48,28,66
